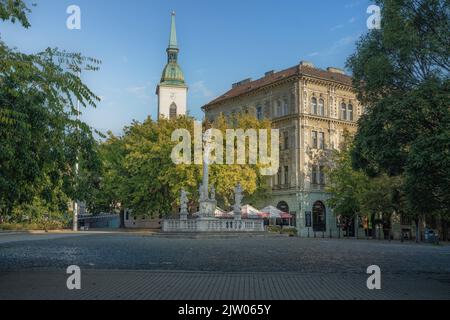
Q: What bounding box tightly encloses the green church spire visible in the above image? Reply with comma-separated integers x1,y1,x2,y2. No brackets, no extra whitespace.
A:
168,11,178,49
160,11,186,87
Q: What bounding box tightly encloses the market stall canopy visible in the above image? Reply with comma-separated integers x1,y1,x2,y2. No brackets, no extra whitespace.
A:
241,204,261,218
214,207,230,218
280,212,293,219
260,206,285,219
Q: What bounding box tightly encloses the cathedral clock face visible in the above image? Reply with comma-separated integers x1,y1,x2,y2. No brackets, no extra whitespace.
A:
170,92,176,100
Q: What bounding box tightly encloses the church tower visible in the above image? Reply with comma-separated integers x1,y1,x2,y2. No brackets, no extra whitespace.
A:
156,12,188,120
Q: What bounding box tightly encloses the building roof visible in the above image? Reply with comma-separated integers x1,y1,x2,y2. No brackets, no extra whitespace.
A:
203,63,354,109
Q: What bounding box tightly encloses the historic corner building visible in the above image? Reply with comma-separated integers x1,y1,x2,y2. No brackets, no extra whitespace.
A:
156,12,188,121
202,61,362,237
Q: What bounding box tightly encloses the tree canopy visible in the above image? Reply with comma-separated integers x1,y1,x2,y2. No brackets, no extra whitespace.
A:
347,0,450,219
0,1,101,222
95,114,273,217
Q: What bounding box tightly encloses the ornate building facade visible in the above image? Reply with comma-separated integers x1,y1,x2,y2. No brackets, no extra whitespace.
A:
203,61,362,237
156,12,188,120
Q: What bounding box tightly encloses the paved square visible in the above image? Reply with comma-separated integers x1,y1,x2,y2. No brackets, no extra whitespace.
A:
0,232,449,300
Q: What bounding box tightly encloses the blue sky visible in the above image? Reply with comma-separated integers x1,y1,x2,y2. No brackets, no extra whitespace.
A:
1,0,372,134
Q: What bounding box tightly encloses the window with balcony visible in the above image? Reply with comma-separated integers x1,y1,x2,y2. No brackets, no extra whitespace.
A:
312,131,318,149
319,132,325,150
348,104,354,121
311,97,318,115
277,100,282,117
319,165,325,185
318,99,325,116
312,166,318,184
341,103,347,120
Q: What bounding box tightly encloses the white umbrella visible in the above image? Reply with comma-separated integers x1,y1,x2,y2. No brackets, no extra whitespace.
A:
241,204,261,219
260,206,283,219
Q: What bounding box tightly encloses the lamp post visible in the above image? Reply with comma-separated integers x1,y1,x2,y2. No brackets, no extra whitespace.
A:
73,70,81,232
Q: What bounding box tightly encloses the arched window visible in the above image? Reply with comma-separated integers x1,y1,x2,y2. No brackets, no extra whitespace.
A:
348,104,354,121
256,105,263,120
318,99,325,116
277,201,290,213
311,97,318,115
313,201,326,232
341,103,347,120
169,102,177,120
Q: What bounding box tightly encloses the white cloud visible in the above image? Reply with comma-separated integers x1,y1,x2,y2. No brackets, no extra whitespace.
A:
324,33,362,56
191,81,214,98
127,86,147,94
330,24,344,31
126,85,152,102
345,0,363,8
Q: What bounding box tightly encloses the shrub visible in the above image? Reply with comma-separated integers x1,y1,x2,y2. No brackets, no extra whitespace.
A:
281,227,298,237
267,225,282,233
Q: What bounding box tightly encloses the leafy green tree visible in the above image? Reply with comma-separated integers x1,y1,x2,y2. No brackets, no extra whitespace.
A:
95,114,272,218
327,133,407,239
347,0,450,238
326,133,369,234
0,0,32,28
0,1,101,223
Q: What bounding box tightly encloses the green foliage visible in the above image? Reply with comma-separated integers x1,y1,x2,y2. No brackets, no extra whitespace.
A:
267,225,281,233
280,227,297,236
208,113,273,208
94,114,272,217
0,1,102,222
347,0,450,218
326,133,405,221
326,133,369,219
0,0,32,28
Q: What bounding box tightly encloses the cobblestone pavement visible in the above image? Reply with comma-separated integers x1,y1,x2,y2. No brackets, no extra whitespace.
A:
0,232,449,299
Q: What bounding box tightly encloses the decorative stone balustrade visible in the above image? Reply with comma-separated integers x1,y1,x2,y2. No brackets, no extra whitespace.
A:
162,218,265,233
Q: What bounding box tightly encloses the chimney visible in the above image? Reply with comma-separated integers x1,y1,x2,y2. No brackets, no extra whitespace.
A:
327,67,345,75
264,70,275,77
232,78,252,89
300,61,314,68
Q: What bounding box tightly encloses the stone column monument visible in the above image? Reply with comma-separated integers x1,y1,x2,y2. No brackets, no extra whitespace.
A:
198,132,217,219
233,183,243,221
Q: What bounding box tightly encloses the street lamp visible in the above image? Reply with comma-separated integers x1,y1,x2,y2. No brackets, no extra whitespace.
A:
73,70,81,232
